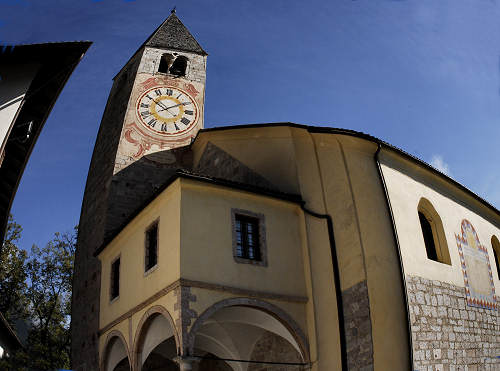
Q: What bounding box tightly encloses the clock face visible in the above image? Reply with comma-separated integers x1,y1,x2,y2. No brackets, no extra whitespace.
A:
136,85,198,136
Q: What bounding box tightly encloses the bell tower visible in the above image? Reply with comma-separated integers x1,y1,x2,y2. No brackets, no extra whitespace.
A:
71,12,207,371
114,9,207,173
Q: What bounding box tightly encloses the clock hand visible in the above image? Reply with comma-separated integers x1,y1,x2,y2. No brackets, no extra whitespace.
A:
162,108,176,117
152,99,178,117
157,102,191,111
152,99,169,111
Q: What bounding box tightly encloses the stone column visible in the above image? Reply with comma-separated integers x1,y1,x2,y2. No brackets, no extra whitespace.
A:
174,356,198,371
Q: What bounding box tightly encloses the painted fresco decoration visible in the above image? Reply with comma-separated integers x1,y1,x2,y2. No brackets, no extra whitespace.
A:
455,219,497,310
114,74,204,174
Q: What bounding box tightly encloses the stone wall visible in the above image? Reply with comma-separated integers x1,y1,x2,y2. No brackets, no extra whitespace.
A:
407,275,500,370
248,330,303,371
71,51,143,371
138,47,206,84
105,147,192,241
342,280,374,370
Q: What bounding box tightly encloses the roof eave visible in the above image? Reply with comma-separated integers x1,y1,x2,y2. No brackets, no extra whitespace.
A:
94,170,303,256
0,41,92,246
196,122,500,220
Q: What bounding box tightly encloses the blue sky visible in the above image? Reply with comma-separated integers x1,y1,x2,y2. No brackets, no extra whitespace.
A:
1,0,500,251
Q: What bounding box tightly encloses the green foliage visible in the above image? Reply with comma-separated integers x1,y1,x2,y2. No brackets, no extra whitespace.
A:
0,217,77,371
0,216,28,324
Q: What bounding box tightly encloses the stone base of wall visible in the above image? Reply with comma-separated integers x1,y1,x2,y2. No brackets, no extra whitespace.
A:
406,275,500,371
342,280,374,370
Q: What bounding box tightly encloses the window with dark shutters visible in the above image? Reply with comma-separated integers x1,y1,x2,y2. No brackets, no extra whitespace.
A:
145,222,158,272
235,214,261,261
110,257,120,301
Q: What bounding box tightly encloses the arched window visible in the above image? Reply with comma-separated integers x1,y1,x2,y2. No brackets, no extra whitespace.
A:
491,236,500,279
417,198,451,265
169,55,188,76
158,53,175,73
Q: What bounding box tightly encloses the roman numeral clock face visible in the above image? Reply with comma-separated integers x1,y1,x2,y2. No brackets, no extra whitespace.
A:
136,86,198,137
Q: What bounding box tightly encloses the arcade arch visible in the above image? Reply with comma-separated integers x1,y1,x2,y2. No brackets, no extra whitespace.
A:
186,298,309,370
101,331,131,371
133,306,180,371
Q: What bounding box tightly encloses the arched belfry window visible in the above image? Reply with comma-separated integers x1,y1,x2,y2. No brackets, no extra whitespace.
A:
157,54,188,76
158,53,175,73
169,55,188,76
417,198,451,265
491,236,500,279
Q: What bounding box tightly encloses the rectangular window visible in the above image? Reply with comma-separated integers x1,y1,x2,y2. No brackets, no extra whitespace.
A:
145,222,158,272
110,257,120,301
235,214,261,261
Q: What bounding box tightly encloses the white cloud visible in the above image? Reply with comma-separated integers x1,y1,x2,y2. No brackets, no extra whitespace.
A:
430,155,452,176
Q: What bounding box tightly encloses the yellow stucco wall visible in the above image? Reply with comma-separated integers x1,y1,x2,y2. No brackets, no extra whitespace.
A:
194,127,410,369
179,179,307,298
98,180,181,329
192,126,300,194
327,135,409,369
99,289,180,370
380,149,500,294
98,175,312,368
98,126,422,370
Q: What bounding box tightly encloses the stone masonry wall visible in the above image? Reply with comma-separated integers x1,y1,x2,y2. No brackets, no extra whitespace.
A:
248,330,303,371
342,280,374,370
139,47,206,84
105,147,192,241
71,51,143,371
407,275,500,370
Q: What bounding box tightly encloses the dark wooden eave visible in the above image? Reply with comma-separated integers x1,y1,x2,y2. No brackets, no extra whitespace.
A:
0,41,91,246
0,311,22,352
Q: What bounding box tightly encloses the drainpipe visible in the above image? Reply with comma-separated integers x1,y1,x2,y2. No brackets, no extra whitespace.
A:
300,204,348,371
374,144,414,368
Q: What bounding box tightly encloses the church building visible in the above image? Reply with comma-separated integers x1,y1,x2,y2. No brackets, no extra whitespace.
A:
72,11,500,371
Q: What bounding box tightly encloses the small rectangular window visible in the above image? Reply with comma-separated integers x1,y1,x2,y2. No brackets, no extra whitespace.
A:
145,222,158,272
110,257,120,301
232,209,267,266
235,214,261,261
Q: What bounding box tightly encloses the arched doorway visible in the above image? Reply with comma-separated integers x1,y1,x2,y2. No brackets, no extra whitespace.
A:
102,332,131,371
187,299,308,370
134,306,180,371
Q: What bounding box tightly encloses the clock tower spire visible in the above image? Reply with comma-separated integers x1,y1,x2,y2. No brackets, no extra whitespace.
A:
113,11,207,173
71,13,207,371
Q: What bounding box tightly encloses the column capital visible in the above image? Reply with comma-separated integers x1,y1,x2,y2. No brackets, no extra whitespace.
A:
173,356,199,370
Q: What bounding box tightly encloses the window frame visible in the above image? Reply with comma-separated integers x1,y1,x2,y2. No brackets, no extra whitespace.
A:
491,236,500,280
144,219,159,276
417,198,451,265
110,255,121,303
231,209,267,266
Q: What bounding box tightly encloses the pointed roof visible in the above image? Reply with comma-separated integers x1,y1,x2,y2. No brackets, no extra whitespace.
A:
144,11,207,55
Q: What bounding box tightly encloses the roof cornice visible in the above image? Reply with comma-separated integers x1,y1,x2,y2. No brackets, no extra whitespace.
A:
95,169,303,256
196,122,500,220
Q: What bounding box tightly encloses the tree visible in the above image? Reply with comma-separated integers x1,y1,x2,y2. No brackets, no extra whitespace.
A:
0,215,28,324
0,219,77,371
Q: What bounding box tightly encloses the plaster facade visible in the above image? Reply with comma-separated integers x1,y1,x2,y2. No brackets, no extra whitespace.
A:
380,150,500,369
94,128,414,370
